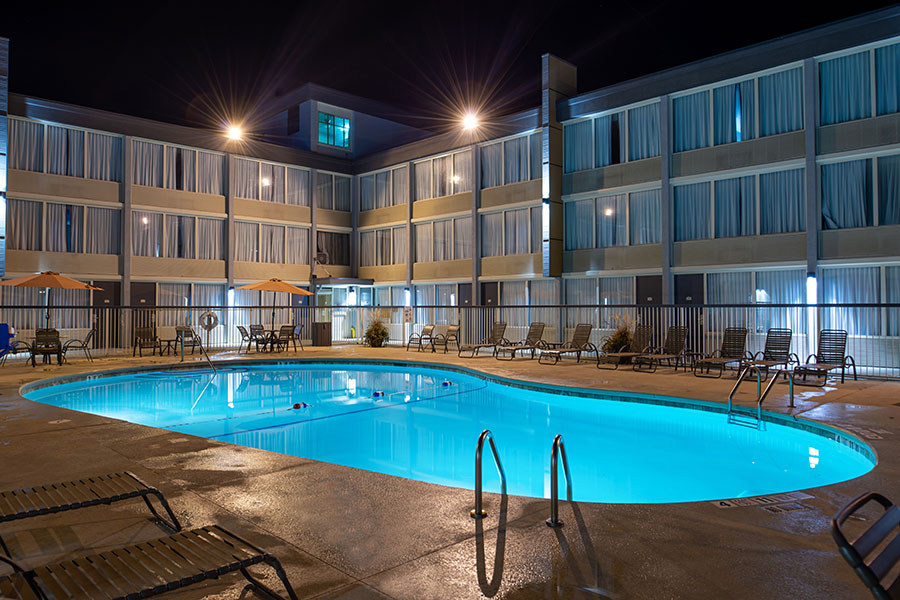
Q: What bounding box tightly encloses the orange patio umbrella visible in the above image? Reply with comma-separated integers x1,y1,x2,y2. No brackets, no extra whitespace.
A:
236,278,313,327
0,271,102,328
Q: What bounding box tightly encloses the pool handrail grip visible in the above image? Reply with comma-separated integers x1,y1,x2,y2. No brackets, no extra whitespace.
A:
471,429,506,519
546,434,572,528
729,364,794,425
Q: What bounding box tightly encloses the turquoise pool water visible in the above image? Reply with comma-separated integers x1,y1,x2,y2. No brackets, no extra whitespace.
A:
24,363,874,503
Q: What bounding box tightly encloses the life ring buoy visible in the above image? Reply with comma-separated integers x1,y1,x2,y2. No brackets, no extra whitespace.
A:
199,311,219,331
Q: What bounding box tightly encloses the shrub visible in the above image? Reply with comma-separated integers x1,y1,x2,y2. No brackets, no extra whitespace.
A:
602,324,632,353
365,319,390,348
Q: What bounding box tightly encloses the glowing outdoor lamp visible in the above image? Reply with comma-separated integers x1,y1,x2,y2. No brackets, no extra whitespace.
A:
226,125,243,141
462,112,479,130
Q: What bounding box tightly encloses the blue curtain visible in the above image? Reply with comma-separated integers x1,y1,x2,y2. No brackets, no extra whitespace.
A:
673,91,709,152
821,159,872,229
707,272,753,305
8,119,44,172
759,168,805,234
820,267,880,335
715,176,756,237
596,194,627,247
820,52,871,125
714,80,755,144
564,121,592,173
878,154,900,225
674,182,710,241
481,143,502,188
755,269,806,333
887,266,900,336
594,114,623,167
629,189,661,244
876,43,900,116
628,104,660,161
759,68,803,136
564,199,594,250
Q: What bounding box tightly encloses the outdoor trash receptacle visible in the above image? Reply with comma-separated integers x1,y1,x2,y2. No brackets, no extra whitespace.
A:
313,322,332,346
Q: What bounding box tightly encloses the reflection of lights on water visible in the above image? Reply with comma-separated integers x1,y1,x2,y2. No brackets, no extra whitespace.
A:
348,377,356,396
809,447,819,469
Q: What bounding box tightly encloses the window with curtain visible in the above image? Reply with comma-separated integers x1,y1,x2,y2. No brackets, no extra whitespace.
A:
715,176,756,237
454,216,472,259
599,276,634,305
165,147,196,192
392,226,407,264
317,231,350,265
132,211,162,257
629,189,661,244
564,199,593,250
481,143,502,188
501,281,528,327
673,91,709,152
879,154,900,225
504,136,529,184
595,113,624,167
628,104,660,160
234,221,258,262
596,194,627,247
392,166,409,205
47,125,84,177
317,112,350,148
414,223,432,262
360,231,375,266
529,279,559,330
259,224,285,263
198,152,224,195
820,266,880,335
360,175,375,211
158,283,191,326
454,150,473,193
45,203,84,253
197,218,224,260
822,159,872,229
530,132,542,179
564,121,592,173
375,171,391,208
714,80,756,144
86,132,122,182
759,168,805,234
674,182,711,241
481,213,503,257
707,272,753,304
820,52,871,125
415,161,433,200
316,172,333,209
565,278,597,327
165,215,195,259
260,163,285,203
755,269,806,333
759,68,803,136
133,141,163,187
376,229,392,265
876,43,900,116
433,219,452,261
285,227,308,264
8,119,44,172
333,176,351,211
285,167,309,206
887,266,900,336
194,284,225,308
503,208,530,255
233,158,259,199
531,206,542,253
86,207,120,254
433,155,452,198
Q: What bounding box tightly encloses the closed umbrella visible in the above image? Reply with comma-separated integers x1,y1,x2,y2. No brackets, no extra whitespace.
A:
236,278,313,328
0,271,102,328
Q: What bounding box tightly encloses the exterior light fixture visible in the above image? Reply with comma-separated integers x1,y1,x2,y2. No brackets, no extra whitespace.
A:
462,113,479,130
226,125,243,141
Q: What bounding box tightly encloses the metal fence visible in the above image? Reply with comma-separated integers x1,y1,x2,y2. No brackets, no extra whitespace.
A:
3,303,898,378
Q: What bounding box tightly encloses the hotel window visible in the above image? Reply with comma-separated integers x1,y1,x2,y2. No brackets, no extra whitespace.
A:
317,173,351,211
86,207,121,254
715,176,756,237
234,222,258,262
165,215,195,259
259,163,285,203
286,227,309,264
360,165,409,211
132,211,163,257
414,150,472,200
45,203,84,253
234,158,260,200
755,269,806,333
876,42,900,116
820,267,880,336
481,134,540,187
360,231,376,266
674,182,711,241
759,168,805,234
758,67,803,136
259,224,285,264
596,195,627,248
629,189,661,244
317,230,350,265
672,91,709,152
879,154,900,225
8,119,44,172
9,119,123,181
481,208,539,257
197,218,224,260
820,51,871,125
286,167,310,206
318,112,350,148
164,147,196,192
822,159,872,229
133,141,164,187
628,104,660,161
197,152,225,196
86,132,123,182
713,80,755,144
47,125,85,177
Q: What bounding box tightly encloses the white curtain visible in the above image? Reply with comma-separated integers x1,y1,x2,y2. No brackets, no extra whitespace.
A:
879,154,900,225
481,213,503,257
595,113,624,167
628,103,660,160
501,281,527,327
197,218,224,260
876,43,900,116
133,140,163,187
504,136,529,184
564,121,592,173
820,51,871,125
887,266,900,336
433,155,451,197
673,91,709,151
259,224,285,263
234,222,258,262
197,152,224,195
234,158,259,199
132,211,162,257
8,119,44,172
392,226,407,264
565,278,596,327
453,150,473,193
333,176,351,211
86,207,121,254
260,163,285,203
530,133,542,179
317,231,349,265
715,176,756,237
47,126,84,177
822,159,871,229
86,132,122,181
759,68,804,136
597,194,627,247
599,276,633,304
285,168,309,206
316,173,333,209
1,287,43,330
820,266,880,335
376,229,392,265
433,219,451,261
529,280,559,332
707,272,752,304
414,161,432,200
674,182,711,241
285,227,309,265
435,284,457,324
714,80,755,144
415,223,432,262
760,168,805,234
375,171,391,208
9,199,43,250
158,283,191,327
629,189,661,244
481,143,502,188
165,147,196,192
454,217,472,259
564,199,593,250
46,203,84,253
392,166,408,205
755,269,806,333
531,206,542,253
360,231,375,266
194,284,225,308
165,215,195,259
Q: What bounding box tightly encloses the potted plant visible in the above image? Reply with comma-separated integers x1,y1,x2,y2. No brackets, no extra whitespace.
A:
364,319,390,348
601,315,633,363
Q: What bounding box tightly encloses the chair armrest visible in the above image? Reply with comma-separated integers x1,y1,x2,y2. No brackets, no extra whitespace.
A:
805,353,817,363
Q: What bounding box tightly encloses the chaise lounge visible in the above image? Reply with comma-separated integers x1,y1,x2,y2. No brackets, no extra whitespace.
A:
793,328,857,386
495,322,546,360
458,322,507,358
538,323,597,365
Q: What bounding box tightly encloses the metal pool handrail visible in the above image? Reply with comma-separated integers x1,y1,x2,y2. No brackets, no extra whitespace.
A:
471,429,506,519
546,434,572,528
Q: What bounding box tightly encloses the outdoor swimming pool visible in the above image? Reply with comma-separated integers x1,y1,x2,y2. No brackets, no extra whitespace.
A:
23,362,875,503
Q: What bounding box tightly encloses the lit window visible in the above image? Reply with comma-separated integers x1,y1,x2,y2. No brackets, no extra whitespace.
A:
318,112,350,148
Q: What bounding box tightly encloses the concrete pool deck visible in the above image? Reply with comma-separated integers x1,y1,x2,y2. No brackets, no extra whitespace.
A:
1,345,898,599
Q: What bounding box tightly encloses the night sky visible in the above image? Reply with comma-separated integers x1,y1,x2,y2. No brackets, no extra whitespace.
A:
2,1,897,134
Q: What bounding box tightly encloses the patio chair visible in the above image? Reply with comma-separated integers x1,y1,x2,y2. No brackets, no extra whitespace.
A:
236,325,253,353
432,324,460,354
175,326,201,355
633,325,689,372
747,328,797,380
793,329,857,386
293,324,305,351
249,324,274,352
61,328,96,364
495,322,546,360
458,322,508,358
30,329,62,367
597,325,653,370
273,325,298,352
406,324,436,352
832,491,900,600
538,323,597,365
0,525,298,600
133,327,160,357
0,324,30,366
693,327,750,378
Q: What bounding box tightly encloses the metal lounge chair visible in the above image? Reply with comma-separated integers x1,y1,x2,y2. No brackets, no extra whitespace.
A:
495,322,546,361
273,325,298,352
458,322,508,358
633,325,688,372
30,329,62,367
597,325,653,370
133,327,160,357
431,324,460,354
61,328,96,363
794,329,858,386
175,326,202,355
747,328,797,380
236,325,253,353
0,525,298,600
406,324,436,352
538,323,597,365
693,327,750,378
832,491,900,600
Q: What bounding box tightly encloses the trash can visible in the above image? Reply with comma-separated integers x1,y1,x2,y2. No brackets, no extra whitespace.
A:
313,322,332,346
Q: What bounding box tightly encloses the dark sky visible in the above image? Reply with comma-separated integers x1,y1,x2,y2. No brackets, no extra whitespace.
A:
2,1,897,133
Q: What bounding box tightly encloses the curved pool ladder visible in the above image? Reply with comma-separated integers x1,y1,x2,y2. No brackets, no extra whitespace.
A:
471,430,506,519
546,433,572,528
728,364,793,427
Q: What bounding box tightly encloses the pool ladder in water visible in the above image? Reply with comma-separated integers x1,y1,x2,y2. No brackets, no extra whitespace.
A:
470,430,572,528
727,364,794,427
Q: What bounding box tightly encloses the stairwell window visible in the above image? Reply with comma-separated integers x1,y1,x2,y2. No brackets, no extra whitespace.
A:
318,112,350,148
